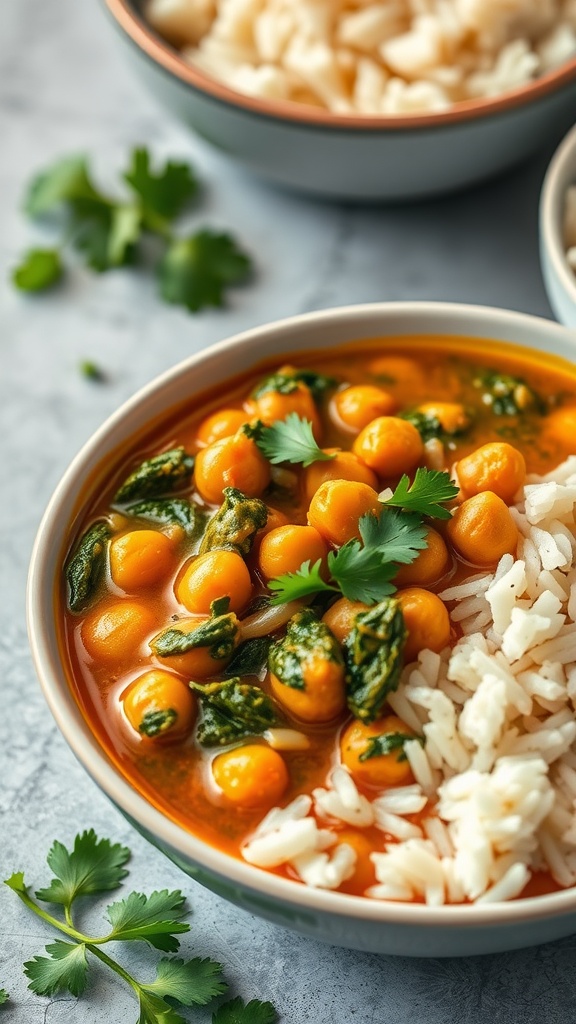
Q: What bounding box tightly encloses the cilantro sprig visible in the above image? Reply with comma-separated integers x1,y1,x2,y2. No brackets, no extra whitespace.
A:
380,468,459,520
11,148,251,312
269,507,427,605
247,414,334,467
5,829,277,1024
269,468,457,605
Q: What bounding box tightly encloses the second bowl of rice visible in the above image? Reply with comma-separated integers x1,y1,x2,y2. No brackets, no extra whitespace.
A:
106,0,576,199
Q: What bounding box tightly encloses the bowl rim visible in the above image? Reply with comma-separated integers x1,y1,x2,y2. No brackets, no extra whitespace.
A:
27,300,576,930
540,120,576,309
105,0,576,132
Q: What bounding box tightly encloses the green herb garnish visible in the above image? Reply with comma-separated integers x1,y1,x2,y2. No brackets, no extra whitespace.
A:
12,148,252,312
114,447,194,504
65,520,111,612
79,360,106,382
345,598,407,722
380,468,459,520
5,829,277,1023
248,413,334,467
151,611,239,661
0,990,8,1006
473,370,545,416
268,608,343,692
359,731,423,762
199,487,268,556
399,409,443,442
252,369,337,401
125,497,206,537
227,636,273,677
269,507,427,606
191,679,280,746
12,248,63,291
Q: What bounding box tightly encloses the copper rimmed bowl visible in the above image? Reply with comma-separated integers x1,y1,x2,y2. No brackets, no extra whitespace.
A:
27,301,576,957
104,0,576,200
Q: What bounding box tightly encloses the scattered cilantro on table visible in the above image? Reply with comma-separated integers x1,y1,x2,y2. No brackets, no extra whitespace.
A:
4,829,278,1024
11,148,252,312
269,468,457,605
0,990,8,1006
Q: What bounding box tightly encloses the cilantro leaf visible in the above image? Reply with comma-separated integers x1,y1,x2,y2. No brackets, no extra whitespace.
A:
213,997,278,1024
328,543,398,603
158,231,251,312
226,636,272,677
105,890,189,951
269,558,338,605
124,147,198,221
24,155,104,216
358,508,428,564
137,990,187,1024
107,203,142,266
141,956,227,1006
34,829,130,909
0,990,8,1005
24,941,88,997
250,413,334,467
381,468,459,520
12,247,62,291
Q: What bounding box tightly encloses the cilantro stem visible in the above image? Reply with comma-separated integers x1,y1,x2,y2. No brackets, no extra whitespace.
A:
9,886,87,944
83,943,142,998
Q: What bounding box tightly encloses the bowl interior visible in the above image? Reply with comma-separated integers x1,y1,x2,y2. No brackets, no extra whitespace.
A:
27,302,576,955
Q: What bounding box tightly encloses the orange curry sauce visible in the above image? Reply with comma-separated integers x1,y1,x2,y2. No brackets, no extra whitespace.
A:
58,337,576,899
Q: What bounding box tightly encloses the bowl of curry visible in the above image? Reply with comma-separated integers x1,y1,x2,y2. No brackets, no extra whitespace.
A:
27,302,576,957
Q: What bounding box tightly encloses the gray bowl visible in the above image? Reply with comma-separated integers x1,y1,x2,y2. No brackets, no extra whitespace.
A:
27,301,576,958
105,0,576,201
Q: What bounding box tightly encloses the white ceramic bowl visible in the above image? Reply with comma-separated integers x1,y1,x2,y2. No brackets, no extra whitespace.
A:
105,0,576,201
540,122,576,329
27,301,576,957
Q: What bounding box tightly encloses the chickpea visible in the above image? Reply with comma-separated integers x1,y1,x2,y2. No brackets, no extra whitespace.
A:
195,408,248,446
194,432,271,505
248,376,322,439
80,599,157,663
367,355,424,387
417,401,470,435
544,405,576,447
212,743,289,808
352,417,424,478
446,491,518,566
331,385,397,432
394,527,450,588
258,525,328,581
456,442,526,504
270,656,346,723
122,669,196,740
303,449,378,504
176,550,253,615
340,714,415,787
307,479,381,547
151,616,233,679
322,597,370,643
336,829,377,893
397,587,451,663
109,529,176,592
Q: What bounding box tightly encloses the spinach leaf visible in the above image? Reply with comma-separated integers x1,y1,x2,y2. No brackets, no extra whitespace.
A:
199,487,267,556
191,679,280,747
344,598,407,723
66,521,111,612
399,410,443,442
124,497,206,538
268,608,343,691
151,613,239,661
114,447,194,504
359,731,423,762
473,370,545,416
226,637,272,678
251,369,337,401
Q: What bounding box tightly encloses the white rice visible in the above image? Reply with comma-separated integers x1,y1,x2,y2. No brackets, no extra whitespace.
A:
146,0,576,115
240,456,576,903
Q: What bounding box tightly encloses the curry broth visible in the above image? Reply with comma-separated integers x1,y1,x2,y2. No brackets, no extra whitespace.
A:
59,335,576,897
